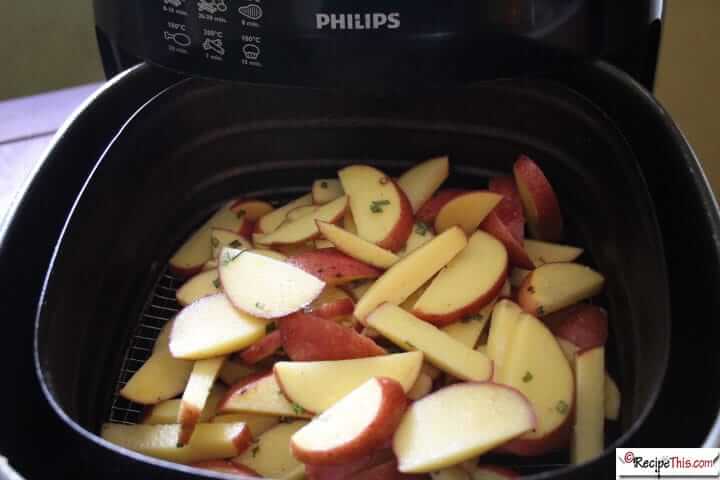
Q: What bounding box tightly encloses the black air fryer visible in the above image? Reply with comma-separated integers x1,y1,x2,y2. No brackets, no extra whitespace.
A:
1,1,720,479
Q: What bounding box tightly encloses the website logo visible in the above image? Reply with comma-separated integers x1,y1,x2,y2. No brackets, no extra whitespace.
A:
616,448,720,478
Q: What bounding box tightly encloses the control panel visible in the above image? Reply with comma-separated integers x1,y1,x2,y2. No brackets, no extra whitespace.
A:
94,0,656,87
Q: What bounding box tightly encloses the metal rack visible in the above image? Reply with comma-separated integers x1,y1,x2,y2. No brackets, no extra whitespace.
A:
102,267,569,475
107,270,182,425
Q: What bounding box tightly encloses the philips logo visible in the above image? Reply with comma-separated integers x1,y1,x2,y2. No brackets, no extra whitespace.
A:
316,12,400,30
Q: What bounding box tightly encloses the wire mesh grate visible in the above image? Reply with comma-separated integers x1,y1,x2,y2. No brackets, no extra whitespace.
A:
102,266,571,475
107,269,182,426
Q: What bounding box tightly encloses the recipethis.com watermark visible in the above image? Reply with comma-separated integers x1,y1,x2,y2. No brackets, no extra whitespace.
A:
617,448,720,478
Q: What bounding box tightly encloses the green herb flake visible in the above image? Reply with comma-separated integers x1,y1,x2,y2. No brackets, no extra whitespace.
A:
255,302,265,311
212,278,221,289
555,400,569,414
369,199,391,213
320,181,329,189
229,239,243,248
462,313,483,323
235,209,247,219
292,403,306,415
414,221,430,236
537,305,545,316
210,236,219,248
522,371,533,383
251,444,260,457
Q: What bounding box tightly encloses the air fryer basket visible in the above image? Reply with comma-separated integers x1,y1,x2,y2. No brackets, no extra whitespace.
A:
35,75,669,478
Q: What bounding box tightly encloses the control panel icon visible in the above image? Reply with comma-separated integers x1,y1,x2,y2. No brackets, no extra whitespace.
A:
238,4,263,21
242,43,260,60
198,0,227,14
164,31,192,47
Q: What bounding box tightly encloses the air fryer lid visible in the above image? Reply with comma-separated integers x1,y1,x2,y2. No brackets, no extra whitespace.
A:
94,0,663,87
35,65,669,478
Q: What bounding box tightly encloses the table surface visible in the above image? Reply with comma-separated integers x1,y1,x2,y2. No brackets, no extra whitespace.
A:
0,83,102,219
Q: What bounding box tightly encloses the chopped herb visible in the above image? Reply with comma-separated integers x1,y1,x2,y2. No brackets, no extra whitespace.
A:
462,314,483,323
537,305,545,316
210,236,219,248
236,209,247,219
212,278,221,289
292,403,306,415
369,199,391,213
251,444,260,457
229,239,243,248
379,176,389,185
266,323,277,334
255,302,265,310
320,181,329,189
555,400,569,414
414,221,430,236
527,285,536,294
522,371,533,383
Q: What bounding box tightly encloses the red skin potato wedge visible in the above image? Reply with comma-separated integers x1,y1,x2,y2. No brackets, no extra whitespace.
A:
291,378,408,465
543,304,608,350
239,330,283,365
488,176,525,242
218,218,256,241
229,199,275,221
218,370,272,411
287,249,382,286
191,460,261,476
513,155,563,242
307,287,356,321
473,465,519,478
479,212,534,270
310,297,355,321
279,312,386,361
238,219,255,239
412,265,507,327
497,393,574,456
306,444,394,480
376,180,416,253
415,189,467,224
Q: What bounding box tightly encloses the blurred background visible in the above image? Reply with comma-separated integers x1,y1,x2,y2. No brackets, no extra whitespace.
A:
0,1,718,193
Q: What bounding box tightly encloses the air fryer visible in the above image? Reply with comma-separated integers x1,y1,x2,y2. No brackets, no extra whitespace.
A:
2,1,720,479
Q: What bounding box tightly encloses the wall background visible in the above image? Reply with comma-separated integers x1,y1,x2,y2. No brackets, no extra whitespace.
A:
655,1,720,195
2,2,104,100
0,1,718,192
